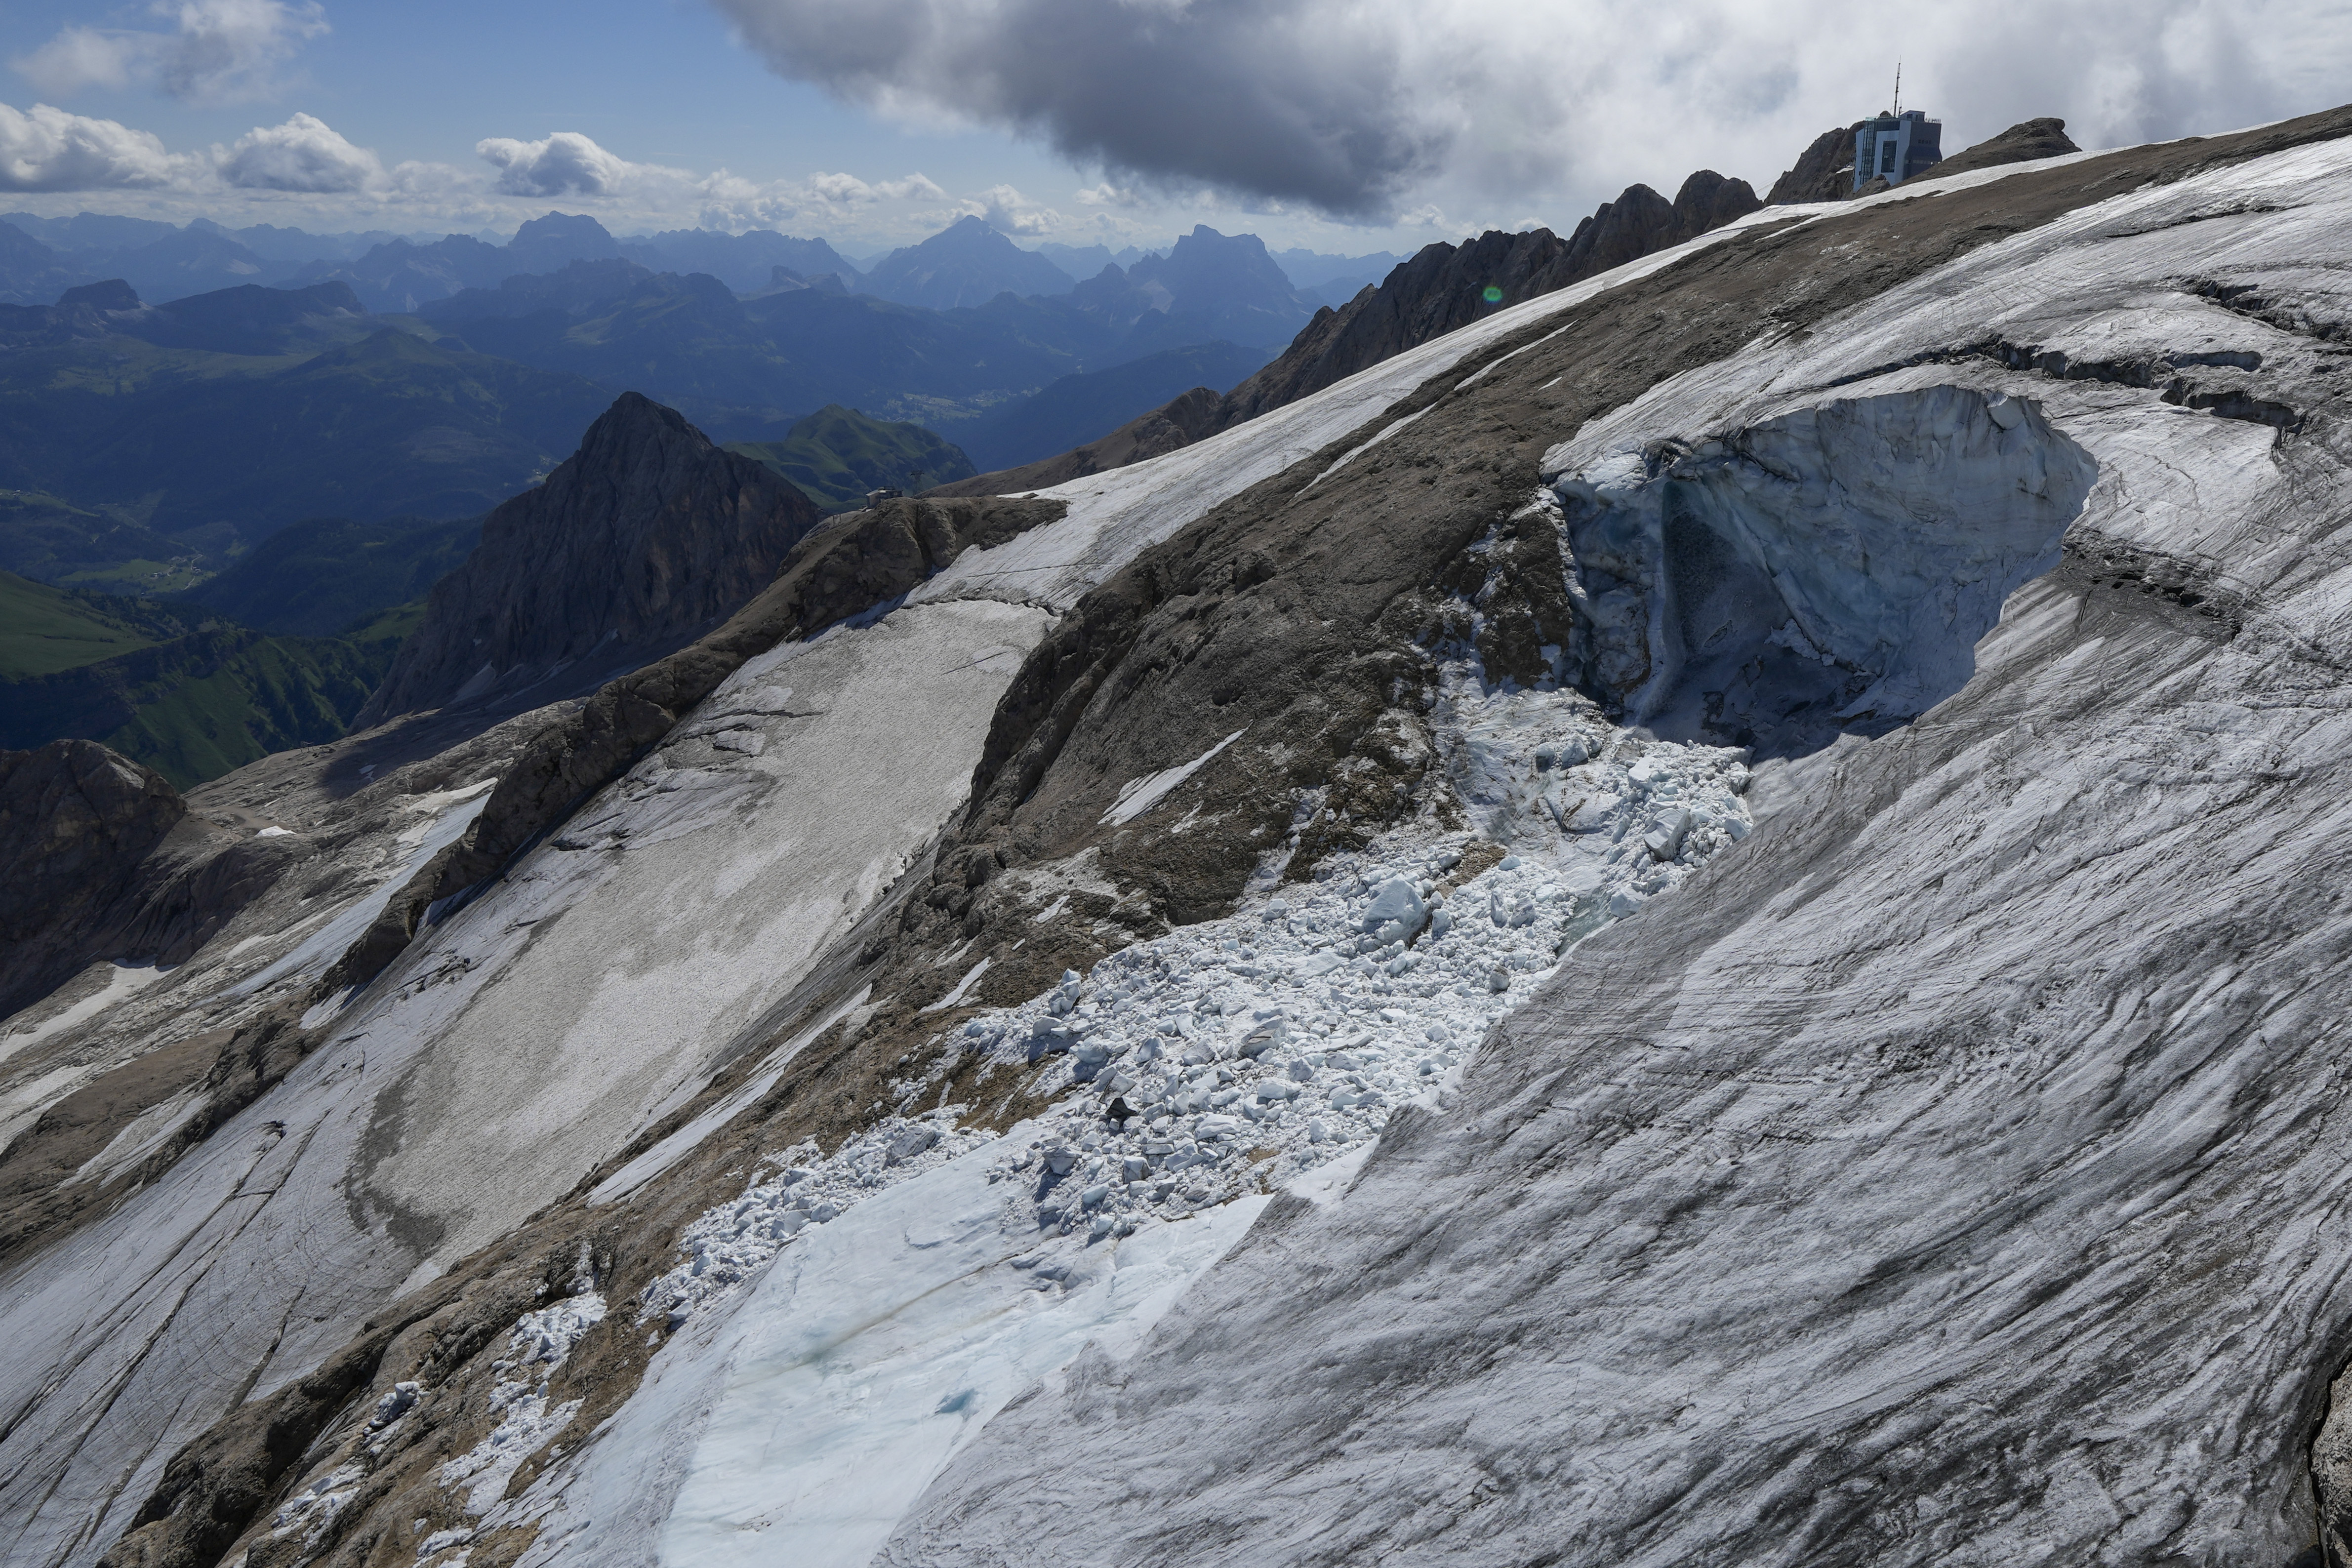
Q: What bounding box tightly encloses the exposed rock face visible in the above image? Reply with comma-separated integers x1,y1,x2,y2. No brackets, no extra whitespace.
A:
359,393,822,724
0,742,184,1017
926,388,1224,497
0,738,297,1021
1767,121,1866,202
1217,172,1762,430
1937,117,2082,177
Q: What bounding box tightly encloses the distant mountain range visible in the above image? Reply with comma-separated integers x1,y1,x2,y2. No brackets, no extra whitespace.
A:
0,202,1450,787
862,216,1077,309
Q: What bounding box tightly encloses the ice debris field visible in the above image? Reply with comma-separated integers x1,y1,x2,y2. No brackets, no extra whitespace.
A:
415,596,1763,1567
639,653,1754,1330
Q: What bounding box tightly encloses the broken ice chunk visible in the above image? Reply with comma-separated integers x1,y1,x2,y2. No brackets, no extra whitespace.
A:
884,1125,941,1165
1359,879,1427,942
1234,1019,1288,1059
1644,808,1693,862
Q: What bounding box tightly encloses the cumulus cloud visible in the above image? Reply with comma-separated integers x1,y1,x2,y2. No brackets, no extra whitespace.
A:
696,167,946,229
0,101,195,192
475,130,644,197
13,0,328,107
215,110,380,192
706,0,2352,221
963,182,1059,236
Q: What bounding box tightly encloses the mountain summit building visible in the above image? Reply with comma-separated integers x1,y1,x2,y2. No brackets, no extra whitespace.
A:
1855,109,1943,190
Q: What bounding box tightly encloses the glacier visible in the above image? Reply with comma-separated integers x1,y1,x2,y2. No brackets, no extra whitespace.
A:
2,110,2349,1568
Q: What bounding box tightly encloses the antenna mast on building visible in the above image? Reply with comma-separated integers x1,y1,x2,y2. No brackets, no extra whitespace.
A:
1893,60,1903,116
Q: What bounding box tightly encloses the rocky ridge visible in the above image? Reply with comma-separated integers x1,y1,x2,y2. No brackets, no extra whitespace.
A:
938,171,1763,498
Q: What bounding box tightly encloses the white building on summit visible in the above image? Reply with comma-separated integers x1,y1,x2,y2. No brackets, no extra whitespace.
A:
1854,107,1943,190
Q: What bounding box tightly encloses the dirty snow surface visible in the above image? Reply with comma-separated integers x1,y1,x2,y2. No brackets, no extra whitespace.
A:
873,133,2352,1567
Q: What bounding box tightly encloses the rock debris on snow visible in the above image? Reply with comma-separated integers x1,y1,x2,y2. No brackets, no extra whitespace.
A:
634,642,1753,1337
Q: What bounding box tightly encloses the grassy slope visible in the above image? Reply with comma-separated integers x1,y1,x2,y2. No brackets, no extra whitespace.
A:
0,571,188,677
726,404,977,512
0,490,207,593
95,627,400,787
0,566,423,786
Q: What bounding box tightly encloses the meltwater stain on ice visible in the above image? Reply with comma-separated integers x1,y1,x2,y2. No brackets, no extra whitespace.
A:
1546,385,2098,757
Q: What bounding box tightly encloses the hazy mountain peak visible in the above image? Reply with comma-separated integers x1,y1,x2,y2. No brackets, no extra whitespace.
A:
865,216,1077,309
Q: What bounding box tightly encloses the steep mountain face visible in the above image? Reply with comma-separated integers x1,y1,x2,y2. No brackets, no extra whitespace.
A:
0,742,185,1016
360,393,823,722
866,216,1078,309
1120,226,1323,349
502,212,623,276
1218,170,1761,429
3,105,2350,1568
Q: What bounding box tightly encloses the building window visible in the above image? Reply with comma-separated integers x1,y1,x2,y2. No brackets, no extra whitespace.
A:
1880,138,1900,173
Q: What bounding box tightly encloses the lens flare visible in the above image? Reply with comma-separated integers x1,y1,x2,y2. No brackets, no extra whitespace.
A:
1481,285,1503,303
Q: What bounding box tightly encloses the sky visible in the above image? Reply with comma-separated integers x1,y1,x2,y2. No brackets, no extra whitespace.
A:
1,0,2349,258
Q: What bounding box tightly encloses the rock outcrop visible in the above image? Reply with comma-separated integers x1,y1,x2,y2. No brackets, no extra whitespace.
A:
1768,115,2081,206
0,742,184,1017
1937,116,2082,177
1767,121,1867,202
358,393,823,724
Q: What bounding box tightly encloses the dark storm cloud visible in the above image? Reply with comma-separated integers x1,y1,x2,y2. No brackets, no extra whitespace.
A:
707,0,1452,219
